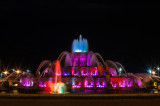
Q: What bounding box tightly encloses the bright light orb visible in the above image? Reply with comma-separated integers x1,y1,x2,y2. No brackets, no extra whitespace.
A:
16,70,21,74
119,68,122,72
148,69,152,74
3,71,8,75
26,69,30,73
12,69,16,71
152,71,156,75
53,82,66,94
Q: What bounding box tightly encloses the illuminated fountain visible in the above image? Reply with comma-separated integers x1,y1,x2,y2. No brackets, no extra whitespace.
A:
18,35,148,94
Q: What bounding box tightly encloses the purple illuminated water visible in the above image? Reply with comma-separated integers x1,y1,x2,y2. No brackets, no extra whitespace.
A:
109,68,117,77
96,78,107,88
20,77,35,87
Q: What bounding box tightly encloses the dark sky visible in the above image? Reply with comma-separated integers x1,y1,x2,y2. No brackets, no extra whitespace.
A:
1,1,160,73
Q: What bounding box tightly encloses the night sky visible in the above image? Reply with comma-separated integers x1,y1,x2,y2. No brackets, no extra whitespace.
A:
1,1,160,73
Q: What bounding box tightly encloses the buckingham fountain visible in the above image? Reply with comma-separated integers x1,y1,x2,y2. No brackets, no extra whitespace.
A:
2,35,155,94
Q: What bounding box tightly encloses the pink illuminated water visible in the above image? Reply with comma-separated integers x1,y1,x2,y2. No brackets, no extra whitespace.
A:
109,68,117,77
84,78,94,88
110,78,133,88
20,77,34,87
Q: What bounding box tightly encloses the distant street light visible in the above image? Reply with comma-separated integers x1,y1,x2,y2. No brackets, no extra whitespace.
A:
118,68,122,76
15,70,21,74
12,69,16,71
3,71,8,75
26,69,30,73
119,68,122,72
2,71,9,77
148,69,152,74
152,70,156,75
157,67,160,76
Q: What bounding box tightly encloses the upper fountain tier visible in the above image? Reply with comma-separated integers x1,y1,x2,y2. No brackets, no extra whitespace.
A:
72,35,88,53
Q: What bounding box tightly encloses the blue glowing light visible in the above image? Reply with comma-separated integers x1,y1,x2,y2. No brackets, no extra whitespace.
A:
26,69,30,73
148,69,152,74
119,68,122,72
72,35,88,53
63,72,70,76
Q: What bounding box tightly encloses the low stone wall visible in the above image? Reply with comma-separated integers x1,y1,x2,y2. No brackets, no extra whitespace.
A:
0,93,160,99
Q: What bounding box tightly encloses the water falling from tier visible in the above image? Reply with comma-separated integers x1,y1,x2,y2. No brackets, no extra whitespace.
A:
72,35,88,52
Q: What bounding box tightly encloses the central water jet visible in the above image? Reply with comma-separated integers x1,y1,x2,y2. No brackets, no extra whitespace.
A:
72,35,88,52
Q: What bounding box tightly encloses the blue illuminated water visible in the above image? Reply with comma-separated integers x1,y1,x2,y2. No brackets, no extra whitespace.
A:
72,35,88,52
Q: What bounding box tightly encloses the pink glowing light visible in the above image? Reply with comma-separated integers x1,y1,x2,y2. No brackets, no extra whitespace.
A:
110,78,133,88
72,67,80,76
96,78,107,88
84,79,94,88
81,68,89,76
